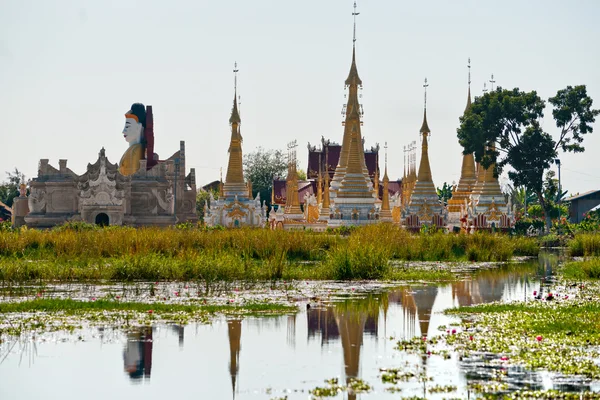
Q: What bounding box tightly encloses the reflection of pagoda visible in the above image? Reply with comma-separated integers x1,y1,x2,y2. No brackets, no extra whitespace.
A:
123,327,153,380
307,307,340,344
228,319,242,398
476,275,504,304
452,281,475,307
334,309,366,400
452,275,505,306
172,324,184,348
412,286,438,338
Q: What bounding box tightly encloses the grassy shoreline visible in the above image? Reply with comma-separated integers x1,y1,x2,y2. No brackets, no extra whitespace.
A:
0,225,539,282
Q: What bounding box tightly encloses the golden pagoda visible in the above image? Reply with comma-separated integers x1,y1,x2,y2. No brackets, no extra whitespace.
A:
404,79,444,229
327,1,377,226
380,143,392,222
284,141,303,217
447,59,477,222
205,63,266,227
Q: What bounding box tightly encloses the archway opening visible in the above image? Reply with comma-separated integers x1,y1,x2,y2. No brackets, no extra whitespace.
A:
95,213,109,227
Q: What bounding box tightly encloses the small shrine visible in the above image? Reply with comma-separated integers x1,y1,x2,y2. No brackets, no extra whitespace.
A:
20,104,197,228
205,64,266,228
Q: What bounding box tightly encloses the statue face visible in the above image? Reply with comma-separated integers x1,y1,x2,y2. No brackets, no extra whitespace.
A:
123,117,143,145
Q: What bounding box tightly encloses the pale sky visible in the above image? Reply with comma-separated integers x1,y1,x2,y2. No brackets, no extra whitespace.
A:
1,0,599,195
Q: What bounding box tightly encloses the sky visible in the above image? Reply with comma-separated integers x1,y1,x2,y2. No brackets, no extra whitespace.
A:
1,0,599,196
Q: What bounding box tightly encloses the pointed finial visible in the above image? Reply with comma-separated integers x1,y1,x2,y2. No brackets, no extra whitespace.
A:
233,61,239,93
420,78,430,134
423,77,429,109
489,74,495,91
352,1,359,44
230,62,241,124
384,141,388,169
467,58,471,87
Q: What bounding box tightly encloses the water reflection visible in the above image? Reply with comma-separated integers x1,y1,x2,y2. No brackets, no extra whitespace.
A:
228,319,241,398
4,253,593,400
123,327,153,380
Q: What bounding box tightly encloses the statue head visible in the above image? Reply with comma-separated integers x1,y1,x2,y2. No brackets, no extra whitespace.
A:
123,103,146,145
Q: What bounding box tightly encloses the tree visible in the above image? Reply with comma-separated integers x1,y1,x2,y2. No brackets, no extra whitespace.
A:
196,188,219,223
243,147,287,208
436,182,453,204
0,168,26,208
297,169,307,181
458,86,599,232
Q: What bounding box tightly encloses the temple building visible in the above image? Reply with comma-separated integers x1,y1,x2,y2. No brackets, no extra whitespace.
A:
271,139,399,210
270,2,401,230
18,104,197,228
205,67,266,228
402,83,445,230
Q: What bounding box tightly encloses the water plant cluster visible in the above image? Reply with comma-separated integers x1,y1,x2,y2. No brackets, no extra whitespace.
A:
309,377,372,398
439,280,600,394
0,225,539,282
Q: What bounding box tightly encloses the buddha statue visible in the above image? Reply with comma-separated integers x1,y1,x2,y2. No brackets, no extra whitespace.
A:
119,103,146,176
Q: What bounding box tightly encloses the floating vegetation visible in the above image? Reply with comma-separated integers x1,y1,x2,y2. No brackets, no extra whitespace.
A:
427,384,457,393
0,297,297,337
443,281,600,385
491,389,600,399
309,377,344,398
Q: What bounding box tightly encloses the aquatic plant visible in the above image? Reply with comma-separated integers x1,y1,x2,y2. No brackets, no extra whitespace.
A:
561,258,600,280
0,225,544,282
568,233,600,256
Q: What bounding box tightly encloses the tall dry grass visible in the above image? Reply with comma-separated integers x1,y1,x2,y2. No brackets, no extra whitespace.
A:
0,225,541,282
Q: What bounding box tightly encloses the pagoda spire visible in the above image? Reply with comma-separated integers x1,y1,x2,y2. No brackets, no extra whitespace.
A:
335,1,373,199
410,79,437,200
225,62,244,185
448,59,477,213
380,142,392,221
332,1,369,190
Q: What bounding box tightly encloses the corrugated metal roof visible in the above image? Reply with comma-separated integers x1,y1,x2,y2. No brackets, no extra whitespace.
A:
566,189,600,201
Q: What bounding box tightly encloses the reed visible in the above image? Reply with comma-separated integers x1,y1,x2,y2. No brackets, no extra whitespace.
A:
568,233,600,257
0,225,540,282
562,258,600,280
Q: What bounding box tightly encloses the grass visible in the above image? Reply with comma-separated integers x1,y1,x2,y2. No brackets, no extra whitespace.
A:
0,298,296,314
561,258,600,280
567,233,600,256
0,225,541,282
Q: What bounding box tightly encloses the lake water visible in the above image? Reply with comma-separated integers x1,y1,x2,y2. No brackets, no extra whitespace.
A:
1,252,598,399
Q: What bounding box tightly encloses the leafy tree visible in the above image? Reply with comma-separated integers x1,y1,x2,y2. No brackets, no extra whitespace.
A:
297,169,307,181
243,147,287,208
0,168,26,208
458,86,599,232
196,188,219,223
436,182,453,204
506,184,537,216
